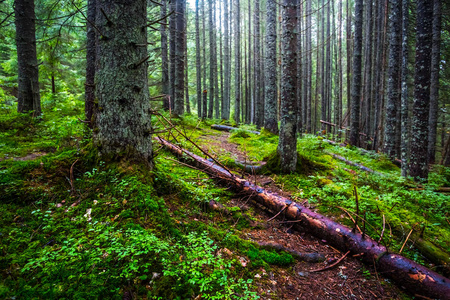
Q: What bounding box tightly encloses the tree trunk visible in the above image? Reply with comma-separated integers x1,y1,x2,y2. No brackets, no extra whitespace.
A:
161,0,170,111
362,0,373,146
219,1,224,120
195,0,202,117
384,0,402,159
264,0,278,135
349,0,362,146
345,0,351,132
201,0,207,119
157,137,450,300
400,0,410,177
410,0,433,180
184,10,190,115
254,0,263,128
169,0,176,111
213,0,219,119
222,0,230,120
278,0,297,173
234,0,241,125
296,0,303,135
85,0,96,127
428,0,442,164
14,0,41,116
208,0,214,118
174,0,185,116
306,0,312,133
94,0,153,168
320,0,326,131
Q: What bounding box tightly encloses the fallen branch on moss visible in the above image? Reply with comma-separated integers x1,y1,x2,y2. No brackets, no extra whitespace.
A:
156,137,450,299
234,160,266,174
211,124,260,135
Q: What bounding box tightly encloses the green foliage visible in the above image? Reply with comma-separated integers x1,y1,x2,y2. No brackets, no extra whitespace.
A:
247,245,294,267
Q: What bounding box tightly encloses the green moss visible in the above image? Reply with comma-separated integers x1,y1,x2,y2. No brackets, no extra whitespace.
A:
263,150,330,175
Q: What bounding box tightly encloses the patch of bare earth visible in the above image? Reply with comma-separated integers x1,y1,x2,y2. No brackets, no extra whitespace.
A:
197,132,408,299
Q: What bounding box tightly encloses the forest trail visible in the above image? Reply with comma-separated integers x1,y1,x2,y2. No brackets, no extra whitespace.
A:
178,129,407,299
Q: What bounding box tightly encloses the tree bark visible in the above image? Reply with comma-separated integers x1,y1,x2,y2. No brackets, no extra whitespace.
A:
94,0,153,168
264,0,278,135
157,137,450,300
234,0,241,124
161,0,170,111
349,0,362,146
278,0,297,173
14,0,41,116
400,0,410,177
85,0,96,127
222,0,230,120
427,0,442,164
208,0,214,118
254,0,263,128
384,0,402,159
410,0,433,180
201,0,207,119
305,0,312,133
195,0,202,117
174,0,185,115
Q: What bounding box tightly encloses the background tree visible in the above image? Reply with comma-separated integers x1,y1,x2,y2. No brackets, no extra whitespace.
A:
195,0,202,117
14,0,41,116
85,0,96,127
174,0,186,115
160,0,170,111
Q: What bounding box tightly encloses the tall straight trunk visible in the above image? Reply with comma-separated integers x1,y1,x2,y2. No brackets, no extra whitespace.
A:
362,0,373,145
254,0,263,128
349,0,362,146
325,0,331,133
410,0,433,180
279,0,297,173
337,0,343,138
161,0,170,110
244,34,249,124
296,0,302,135
264,0,278,134
306,0,312,133
320,0,326,131
14,0,41,116
234,0,241,124
202,0,207,118
213,0,219,119
85,0,96,126
208,0,214,118
219,1,224,119
301,0,307,134
195,0,202,117
222,0,230,120
169,0,176,110
94,0,152,167
184,9,190,114
346,0,351,130
260,19,265,126
313,1,321,133
384,0,402,159
174,0,186,115
428,0,442,164
248,0,254,123
400,0,410,177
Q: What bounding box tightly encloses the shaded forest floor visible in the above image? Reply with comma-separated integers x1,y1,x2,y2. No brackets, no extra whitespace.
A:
0,100,449,299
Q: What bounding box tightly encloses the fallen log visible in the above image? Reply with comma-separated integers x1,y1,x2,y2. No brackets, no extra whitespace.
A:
234,160,266,174
323,139,402,167
257,241,325,263
157,137,450,299
325,151,384,176
211,124,260,135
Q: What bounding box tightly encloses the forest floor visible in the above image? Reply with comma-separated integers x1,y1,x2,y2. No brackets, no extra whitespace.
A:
0,105,448,299
186,130,407,299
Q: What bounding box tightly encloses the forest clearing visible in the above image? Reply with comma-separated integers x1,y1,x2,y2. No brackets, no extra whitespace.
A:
1,0,450,299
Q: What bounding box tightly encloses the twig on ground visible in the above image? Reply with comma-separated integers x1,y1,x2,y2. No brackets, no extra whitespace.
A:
309,251,351,273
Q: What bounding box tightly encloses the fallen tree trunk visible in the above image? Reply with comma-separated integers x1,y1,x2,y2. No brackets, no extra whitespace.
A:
257,241,325,263
211,124,260,135
234,160,266,174
157,137,450,299
325,151,384,176
323,139,402,167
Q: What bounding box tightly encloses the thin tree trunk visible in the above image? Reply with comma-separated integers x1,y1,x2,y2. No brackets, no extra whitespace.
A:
208,0,214,118
279,0,297,173
174,0,186,115
320,0,326,131
234,0,241,124
428,0,442,164
219,0,224,120
202,0,207,118
306,0,312,133
213,0,219,119
346,0,351,132
14,0,41,116
184,8,190,114
85,0,96,126
349,0,362,146
254,0,263,128
195,0,202,117
296,0,303,135
264,0,278,134
222,0,230,120
169,0,176,111
362,0,373,146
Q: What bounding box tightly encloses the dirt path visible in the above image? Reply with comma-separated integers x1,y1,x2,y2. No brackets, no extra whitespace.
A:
196,131,407,300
